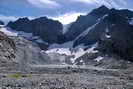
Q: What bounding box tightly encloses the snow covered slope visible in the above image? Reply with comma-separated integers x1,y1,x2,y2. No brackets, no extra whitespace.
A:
46,42,98,63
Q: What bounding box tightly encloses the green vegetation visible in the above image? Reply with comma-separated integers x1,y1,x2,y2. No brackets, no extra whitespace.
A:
8,73,32,79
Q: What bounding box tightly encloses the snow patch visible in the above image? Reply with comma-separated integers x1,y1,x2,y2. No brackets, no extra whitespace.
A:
105,34,111,38
129,18,133,25
94,56,103,62
46,48,72,56
105,27,111,38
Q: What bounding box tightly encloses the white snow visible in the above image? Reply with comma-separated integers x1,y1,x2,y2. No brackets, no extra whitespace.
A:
46,48,72,55
105,27,111,38
94,56,103,62
129,18,133,25
46,42,98,63
105,34,111,38
0,26,18,36
80,60,83,63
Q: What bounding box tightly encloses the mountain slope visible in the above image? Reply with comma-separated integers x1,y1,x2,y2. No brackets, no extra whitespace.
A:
64,5,110,41
73,8,133,62
3,5,133,64
7,17,63,44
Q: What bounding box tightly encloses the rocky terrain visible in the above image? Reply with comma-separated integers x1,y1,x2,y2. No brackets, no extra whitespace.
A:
0,62,133,89
0,30,132,89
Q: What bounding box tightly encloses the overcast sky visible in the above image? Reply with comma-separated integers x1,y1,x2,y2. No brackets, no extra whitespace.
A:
0,0,133,24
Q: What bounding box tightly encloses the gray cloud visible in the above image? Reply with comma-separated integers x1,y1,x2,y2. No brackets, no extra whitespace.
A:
27,0,61,8
0,0,133,24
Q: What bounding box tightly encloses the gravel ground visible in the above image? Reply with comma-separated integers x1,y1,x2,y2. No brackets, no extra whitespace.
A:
0,65,133,89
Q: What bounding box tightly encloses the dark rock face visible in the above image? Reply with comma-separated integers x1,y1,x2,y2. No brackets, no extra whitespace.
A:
98,24,133,61
30,17,63,43
7,18,31,32
7,17,63,44
0,21,4,25
73,7,133,47
73,17,108,47
73,6,133,61
97,10,133,61
64,5,110,41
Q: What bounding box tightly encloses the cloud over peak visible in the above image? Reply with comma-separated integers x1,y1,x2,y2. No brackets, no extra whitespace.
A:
51,12,86,24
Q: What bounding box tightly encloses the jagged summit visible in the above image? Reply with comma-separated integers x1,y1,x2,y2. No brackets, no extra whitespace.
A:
7,16,63,44
90,5,110,16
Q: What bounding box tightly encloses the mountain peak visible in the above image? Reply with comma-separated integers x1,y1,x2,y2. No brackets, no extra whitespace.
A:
99,5,109,10
90,5,109,16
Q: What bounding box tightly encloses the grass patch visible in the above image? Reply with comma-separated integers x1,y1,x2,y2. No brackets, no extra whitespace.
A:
8,73,32,79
